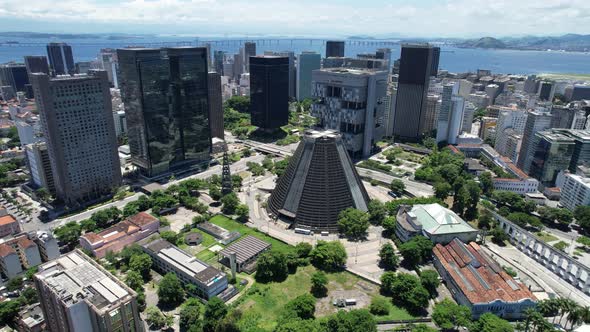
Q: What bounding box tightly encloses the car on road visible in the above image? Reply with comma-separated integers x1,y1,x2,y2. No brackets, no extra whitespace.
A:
388,191,398,198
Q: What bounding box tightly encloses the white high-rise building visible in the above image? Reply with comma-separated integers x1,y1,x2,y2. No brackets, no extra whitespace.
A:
560,172,590,211
436,83,465,144
461,102,476,134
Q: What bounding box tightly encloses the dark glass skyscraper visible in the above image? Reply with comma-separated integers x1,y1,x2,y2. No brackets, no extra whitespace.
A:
208,71,224,139
0,63,29,92
117,47,211,178
46,42,75,75
326,41,345,57
24,56,50,76
250,56,289,130
392,44,440,141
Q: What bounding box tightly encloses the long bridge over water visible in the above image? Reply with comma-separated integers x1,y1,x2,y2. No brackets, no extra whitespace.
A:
0,39,401,48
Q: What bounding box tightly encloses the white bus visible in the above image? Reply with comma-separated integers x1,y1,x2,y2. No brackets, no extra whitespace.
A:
294,228,312,235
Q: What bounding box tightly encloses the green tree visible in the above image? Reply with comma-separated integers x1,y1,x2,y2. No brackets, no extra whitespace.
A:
180,298,202,332
125,270,144,291
379,243,399,271
225,95,250,113
432,299,472,331
310,241,347,272
398,236,433,267
284,293,316,320
295,242,313,258
54,221,82,248
216,309,242,332
575,206,590,233
321,309,377,332
247,162,265,176
256,250,289,282
382,216,397,235
80,219,97,232
409,324,437,332
390,179,406,195
0,300,22,326
221,192,240,214
478,209,494,230
479,172,493,195
434,181,452,200
470,312,513,332
160,230,179,244
369,296,390,316
490,226,509,245
6,276,23,291
145,306,173,329
129,253,152,280
337,208,370,239
20,287,39,305
381,273,430,312
274,318,319,331
236,204,249,222
158,273,185,307
209,186,222,201
368,200,387,225
310,271,328,297
419,269,440,297
203,297,228,332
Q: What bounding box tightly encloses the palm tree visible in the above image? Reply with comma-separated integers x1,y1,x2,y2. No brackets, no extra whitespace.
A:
558,298,577,327
538,299,560,322
578,306,590,324
566,305,583,331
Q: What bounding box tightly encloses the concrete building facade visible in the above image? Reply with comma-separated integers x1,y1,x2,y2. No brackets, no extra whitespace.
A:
30,71,121,206
296,52,321,101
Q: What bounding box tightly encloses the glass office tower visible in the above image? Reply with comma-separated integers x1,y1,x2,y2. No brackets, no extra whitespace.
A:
118,47,211,178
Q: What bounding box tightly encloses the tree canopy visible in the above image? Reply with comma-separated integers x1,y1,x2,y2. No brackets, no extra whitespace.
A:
310,241,347,272
338,208,370,239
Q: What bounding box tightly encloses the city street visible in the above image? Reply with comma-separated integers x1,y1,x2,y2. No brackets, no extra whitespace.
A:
484,241,590,307
356,167,434,197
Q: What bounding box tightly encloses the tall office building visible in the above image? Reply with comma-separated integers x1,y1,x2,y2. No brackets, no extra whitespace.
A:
517,111,552,173
529,129,590,187
461,102,476,133
495,108,528,159
376,48,392,69
0,63,29,93
250,56,289,130
30,71,121,206
436,83,465,144
25,142,55,194
118,47,211,178
311,68,388,158
560,172,590,211
265,51,296,99
99,49,119,88
34,250,143,332
392,44,440,141
46,42,75,75
208,72,224,139
296,52,321,101
538,81,556,101
213,50,224,75
325,41,345,58
551,105,587,130
24,56,50,76
243,42,256,72
421,94,441,135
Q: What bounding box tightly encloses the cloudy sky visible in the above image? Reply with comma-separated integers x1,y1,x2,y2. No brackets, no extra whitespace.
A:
0,0,588,38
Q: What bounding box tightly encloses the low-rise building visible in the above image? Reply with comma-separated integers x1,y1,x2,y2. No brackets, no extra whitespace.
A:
0,234,42,279
395,204,478,244
433,239,537,319
141,238,228,300
80,212,159,259
18,303,45,332
34,250,143,332
492,178,539,195
0,214,21,238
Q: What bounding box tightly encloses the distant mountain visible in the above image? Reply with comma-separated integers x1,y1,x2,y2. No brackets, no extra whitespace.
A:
0,31,149,40
456,34,590,52
458,37,507,49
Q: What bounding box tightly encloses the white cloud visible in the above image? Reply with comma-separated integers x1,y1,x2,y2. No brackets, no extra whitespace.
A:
0,0,588,37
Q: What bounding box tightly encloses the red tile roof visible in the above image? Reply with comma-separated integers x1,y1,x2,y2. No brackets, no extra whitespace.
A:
433,240,536,305
126,212,158,227
81,212,158,245
0,215,17,227
0,244,16,257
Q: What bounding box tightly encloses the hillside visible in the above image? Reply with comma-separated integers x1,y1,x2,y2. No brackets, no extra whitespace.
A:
458,37,507,49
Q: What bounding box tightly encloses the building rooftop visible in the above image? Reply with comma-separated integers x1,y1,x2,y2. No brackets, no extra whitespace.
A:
80,212,158,246
219,235,271,265
0,215,17,226
433,239,536,304
143,238,224,284
318,67,386,75
35,250,135,313
407,204,477,235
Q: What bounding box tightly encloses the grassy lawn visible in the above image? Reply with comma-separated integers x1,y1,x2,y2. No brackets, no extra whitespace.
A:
235,265,386,331
208,215,294,254
196,249,218,264
371,295,415,322
536,231,559,243
539,73,590,81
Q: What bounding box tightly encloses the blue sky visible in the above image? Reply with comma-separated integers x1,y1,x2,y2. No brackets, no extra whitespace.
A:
0,0,588,38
